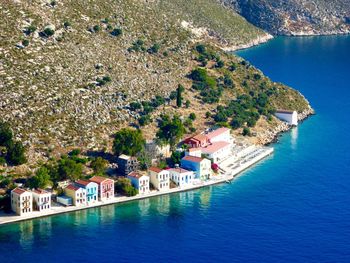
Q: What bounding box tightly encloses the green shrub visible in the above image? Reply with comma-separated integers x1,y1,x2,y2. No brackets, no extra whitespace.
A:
189,113,196,121
129,102,142,111
111,28,122,37
43,28,55,37
22,39,29,47
63,21,71,28
93,25,101,32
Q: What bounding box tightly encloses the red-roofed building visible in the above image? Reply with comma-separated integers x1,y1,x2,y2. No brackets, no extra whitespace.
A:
32,189,51,212
200,141,231,163
168,167,195,188
65,184,86,206
184,134,210,148
181,156,212,180
206,127,231,143
11,188,33,216
89,176,114,201
127,172,150,194
148,167,170,191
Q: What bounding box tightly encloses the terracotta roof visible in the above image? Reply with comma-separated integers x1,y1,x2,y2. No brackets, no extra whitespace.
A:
192,134,208,142
276,109,295,114
201,141,230,154
149,166,163,173
66,184,80,191
182,155,203,163
12,188,27,195
206,128,230,140
89,176,112,184
168,168,190,174
33,188,49,195
128,171,145,179
75,179,91,187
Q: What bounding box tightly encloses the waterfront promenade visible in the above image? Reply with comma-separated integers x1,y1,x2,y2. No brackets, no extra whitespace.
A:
0,147,273,226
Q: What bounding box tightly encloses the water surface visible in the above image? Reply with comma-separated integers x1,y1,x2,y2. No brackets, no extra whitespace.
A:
1,35,350,263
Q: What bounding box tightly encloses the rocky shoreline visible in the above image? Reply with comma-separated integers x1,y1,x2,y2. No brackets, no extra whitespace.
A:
222,33,273,51
259,107,315,146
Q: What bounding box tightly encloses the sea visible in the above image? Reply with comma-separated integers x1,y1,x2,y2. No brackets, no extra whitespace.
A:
0,35,350,263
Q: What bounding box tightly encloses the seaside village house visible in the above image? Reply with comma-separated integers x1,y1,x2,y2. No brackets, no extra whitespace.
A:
11,188,33,216
127,171,150,194
180,156,212,180
117,154,140,176
65,184,87,207
89,176,115,201
75,180,98,205
32,189,51,212
148,167,170,191
274,110,298,126
168,167,195,188
184,127,234,164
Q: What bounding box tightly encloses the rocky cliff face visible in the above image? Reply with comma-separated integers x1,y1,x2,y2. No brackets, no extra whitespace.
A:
221,0,350,35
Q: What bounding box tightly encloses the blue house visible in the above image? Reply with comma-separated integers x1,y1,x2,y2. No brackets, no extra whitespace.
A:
75,180,98,204
180,155,212,180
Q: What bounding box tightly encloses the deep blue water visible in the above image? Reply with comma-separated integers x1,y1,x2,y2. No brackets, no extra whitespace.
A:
1,36,350,263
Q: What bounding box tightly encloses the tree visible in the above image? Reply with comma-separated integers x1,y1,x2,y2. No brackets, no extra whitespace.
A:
156,115,185,148
111,28,122,37
189,113,196,121
57,157,83,181
176,84,184,107
185,100,190,108
6,141,26,166
115,178,138,196
195,44,206,54
113,128,145,156
230,118,244,129
170,151,184,165
0,122,13,147
243,127,251,136
90,157,108,175
29,167,52,189
148,43,160,54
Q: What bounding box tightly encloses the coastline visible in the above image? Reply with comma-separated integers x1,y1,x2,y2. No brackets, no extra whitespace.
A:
222,33,274,52
0,147,274,226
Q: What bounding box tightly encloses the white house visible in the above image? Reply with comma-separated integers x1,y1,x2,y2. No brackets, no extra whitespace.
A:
11,188,33,216
32,189,51,212
275,110,298,126
200,141,232,163
168,167,195,188
65,184,87,207
206,127,232,144
148,167,170,191
127,172,150,194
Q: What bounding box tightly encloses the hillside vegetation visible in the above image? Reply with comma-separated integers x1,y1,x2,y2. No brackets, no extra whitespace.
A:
0,0,311,165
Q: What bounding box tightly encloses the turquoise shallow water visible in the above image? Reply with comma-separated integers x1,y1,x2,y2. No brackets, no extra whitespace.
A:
1,35,350,262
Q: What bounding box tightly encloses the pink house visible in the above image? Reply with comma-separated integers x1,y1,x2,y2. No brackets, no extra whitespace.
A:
184,134,210,148
89,176,115,201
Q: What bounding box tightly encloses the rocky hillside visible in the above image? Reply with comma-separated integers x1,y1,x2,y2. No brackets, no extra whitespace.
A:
220,0,350,35
0,0,311,164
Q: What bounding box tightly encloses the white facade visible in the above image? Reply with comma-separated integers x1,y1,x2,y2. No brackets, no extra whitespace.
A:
169,168,195,188
127,172,150,194
148,168,170,191
275,110,298,126
206,128,232,143
201,142,232,163
65,185,87,207
32,189,51,212
11,188,33,216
